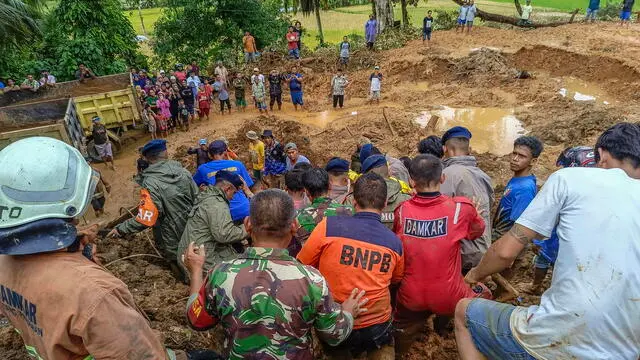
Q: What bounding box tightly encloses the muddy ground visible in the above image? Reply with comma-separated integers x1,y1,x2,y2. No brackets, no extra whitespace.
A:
0,73,132,107
2,22,640,359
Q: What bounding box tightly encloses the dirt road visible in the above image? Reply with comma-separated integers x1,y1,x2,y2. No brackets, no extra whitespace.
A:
2,22,639,359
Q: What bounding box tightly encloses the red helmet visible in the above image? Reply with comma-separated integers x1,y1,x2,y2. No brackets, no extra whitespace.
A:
556,146,597,168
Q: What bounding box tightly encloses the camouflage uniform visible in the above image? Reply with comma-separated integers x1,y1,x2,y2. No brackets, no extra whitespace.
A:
298,197,354,233
186,247,354,359
291,197,354,256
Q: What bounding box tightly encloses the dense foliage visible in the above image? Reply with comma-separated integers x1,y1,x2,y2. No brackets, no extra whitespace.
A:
121,0,166,10
0,0,44,79
317,0,366,10
374,25,420,49
153,0,290,70
1,0,143,82
0,0,45,47
433,9,459,30
597,1,625,20
42,0,143,80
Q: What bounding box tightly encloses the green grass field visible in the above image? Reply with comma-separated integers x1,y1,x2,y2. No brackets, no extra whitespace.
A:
125,7,164,36
488,0,637,11
488,0,587,11
276,0,568,47
124,0,632,49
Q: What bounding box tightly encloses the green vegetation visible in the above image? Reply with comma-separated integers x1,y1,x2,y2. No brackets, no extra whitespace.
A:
152,0,290,68
125,7,164,35
488,0,638,11
488,0,587,11
7,0,629,79
125,0,592,51
291,0,541,47
1,0,46,47
43,0,143,80
2,0,143,80
0,0,46,79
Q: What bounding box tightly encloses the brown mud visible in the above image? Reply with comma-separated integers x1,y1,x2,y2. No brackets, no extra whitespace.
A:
2,23,640,359
0,73,132,107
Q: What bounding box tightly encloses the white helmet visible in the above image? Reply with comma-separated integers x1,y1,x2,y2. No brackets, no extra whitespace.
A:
0,137,98,229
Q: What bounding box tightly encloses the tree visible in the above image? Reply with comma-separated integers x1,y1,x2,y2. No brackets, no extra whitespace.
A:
136,0,148,36
394,0,425,28
449,0,580,28
513,0,522,16
300,0,324,45
154,0,290,67
0,0,45,47
375,0,394,32
121,0,163,35
314,0,325,45
41,0,142,80
400,0,408,27
121,0,161,9
0,0,46,78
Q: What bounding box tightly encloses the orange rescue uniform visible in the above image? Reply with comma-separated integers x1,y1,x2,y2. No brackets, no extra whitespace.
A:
297,212,404,329
0,252,173,359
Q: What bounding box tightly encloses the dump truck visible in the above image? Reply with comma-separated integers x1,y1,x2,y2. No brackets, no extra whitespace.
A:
0,73,143,160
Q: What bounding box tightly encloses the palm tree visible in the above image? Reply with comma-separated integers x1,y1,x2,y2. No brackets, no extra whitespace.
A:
0,0,45,46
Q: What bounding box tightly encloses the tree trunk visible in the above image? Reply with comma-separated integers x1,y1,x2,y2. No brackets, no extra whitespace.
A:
283,0,289,13
401,0,409,27
371,0,376,18
514,0,522,16
138,0,147,36
450,0,579,28
375,0,394,32
314,0,324,45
